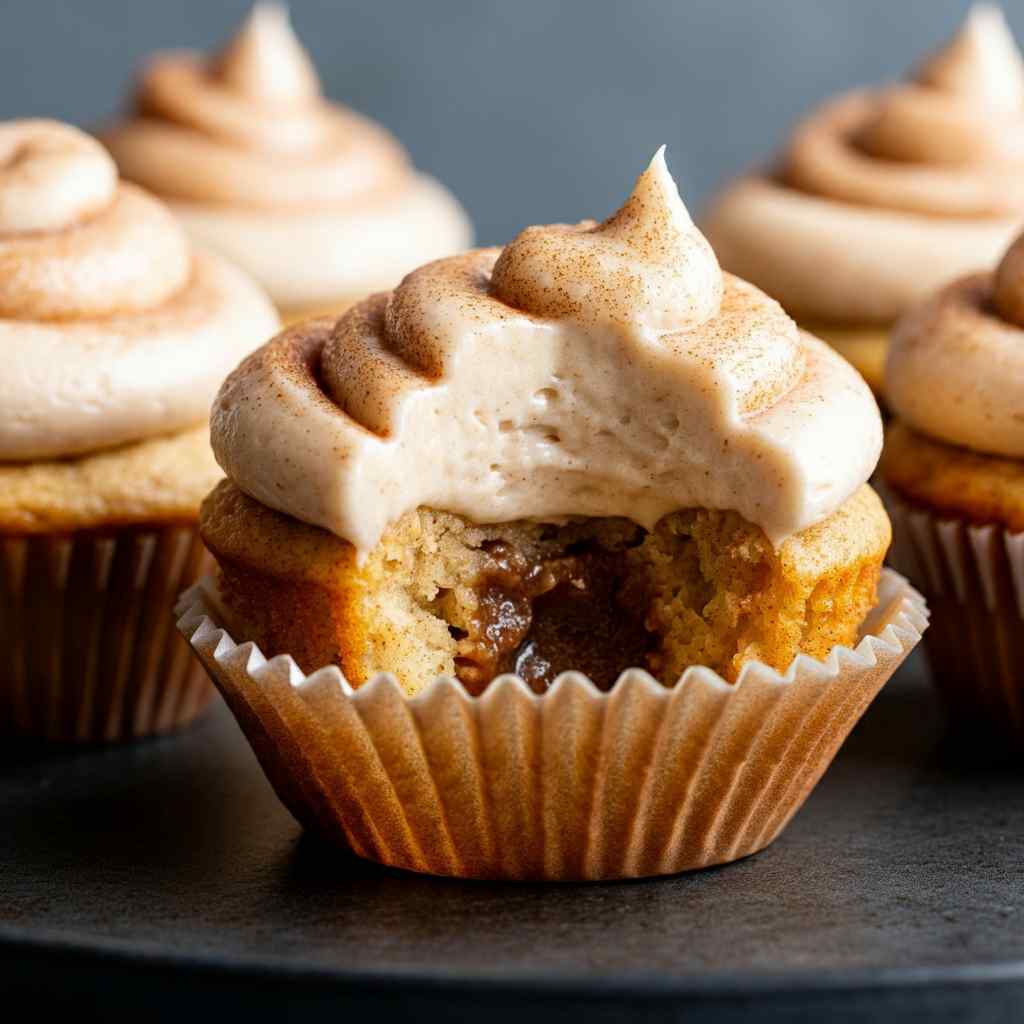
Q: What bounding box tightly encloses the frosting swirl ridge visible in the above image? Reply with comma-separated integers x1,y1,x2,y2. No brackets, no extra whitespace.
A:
101,4,472,309
103,4,411,208
213,152,881,553
0,120,279,462
887,230,1024,457
786,5,1024,217
0,121,190,320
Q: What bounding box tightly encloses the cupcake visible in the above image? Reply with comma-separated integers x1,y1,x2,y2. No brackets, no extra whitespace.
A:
0,120,279,743
102,4,472,325
703,5,1024,396
179,150,925,879
881,229,1024,746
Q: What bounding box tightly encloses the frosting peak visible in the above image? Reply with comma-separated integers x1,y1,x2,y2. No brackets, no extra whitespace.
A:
917,4,1024,111
492,148,722,333
211,4,320,106
212,154,881,554
0,120,117,234
994,230,1024,324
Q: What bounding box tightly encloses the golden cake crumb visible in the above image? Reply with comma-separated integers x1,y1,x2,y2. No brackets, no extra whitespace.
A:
201,481,889,693
0,426,221,533
881,420,1024,531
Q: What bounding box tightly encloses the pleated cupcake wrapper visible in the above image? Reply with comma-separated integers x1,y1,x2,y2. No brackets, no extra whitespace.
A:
0,525,215,743
886,494,1024,743
177,569,925,881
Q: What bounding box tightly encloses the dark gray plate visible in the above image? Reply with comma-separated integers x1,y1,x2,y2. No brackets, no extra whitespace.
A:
2,652,1023,1022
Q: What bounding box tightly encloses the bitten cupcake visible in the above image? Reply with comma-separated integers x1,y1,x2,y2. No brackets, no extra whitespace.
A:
179,150,925,880
881,230,1024,746
0,120,279,743
102,4,472,325
703,5,1024,395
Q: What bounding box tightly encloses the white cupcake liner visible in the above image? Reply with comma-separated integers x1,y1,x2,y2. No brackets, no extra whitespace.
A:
176,569,925,881
0,525,215,743
887,493,1024,742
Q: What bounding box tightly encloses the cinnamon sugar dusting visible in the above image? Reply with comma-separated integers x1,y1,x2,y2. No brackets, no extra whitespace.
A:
491,147,722,333
212,151,881,554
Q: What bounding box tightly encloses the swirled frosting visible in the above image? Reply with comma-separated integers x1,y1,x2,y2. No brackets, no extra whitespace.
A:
886,230,1024,458
101,4,471,308
703,5,1024,325
212,150,881,554
0,119,279,462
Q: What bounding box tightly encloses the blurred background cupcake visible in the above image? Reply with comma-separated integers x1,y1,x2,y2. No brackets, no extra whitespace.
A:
101,4,473,324
6,3,1022,282
0,120,279,743
703,5,1024,397
881,231,1024,747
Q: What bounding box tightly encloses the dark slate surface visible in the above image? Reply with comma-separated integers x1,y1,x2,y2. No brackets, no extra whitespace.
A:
1,650,1023,1021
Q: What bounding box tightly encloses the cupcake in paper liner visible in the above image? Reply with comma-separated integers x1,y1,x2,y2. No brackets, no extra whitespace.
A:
102,4,472,325
185,150,924,879
179,569,924,881
880,227,1024,745
0,120,279,743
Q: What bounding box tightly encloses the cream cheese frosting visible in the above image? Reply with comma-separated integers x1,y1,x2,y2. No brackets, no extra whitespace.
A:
703,5,1024,325
886,231,1024,458
101,4,471,308
0,120,279,462
212,150,882,554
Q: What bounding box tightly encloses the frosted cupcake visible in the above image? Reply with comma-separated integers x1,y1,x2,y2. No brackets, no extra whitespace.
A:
179,151,925,879
102,4,472,324
704,5,1024,395
0,120,279,742
881,230,1024,745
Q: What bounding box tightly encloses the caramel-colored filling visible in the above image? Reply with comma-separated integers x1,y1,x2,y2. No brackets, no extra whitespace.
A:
454,541,652,695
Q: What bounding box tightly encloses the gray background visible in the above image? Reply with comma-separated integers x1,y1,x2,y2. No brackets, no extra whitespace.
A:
0,0,1010,244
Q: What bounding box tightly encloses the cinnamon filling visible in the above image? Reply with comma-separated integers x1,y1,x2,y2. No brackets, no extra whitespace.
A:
454,541,652,695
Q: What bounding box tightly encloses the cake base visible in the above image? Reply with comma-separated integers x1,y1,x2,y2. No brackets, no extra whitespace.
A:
200,482,891,694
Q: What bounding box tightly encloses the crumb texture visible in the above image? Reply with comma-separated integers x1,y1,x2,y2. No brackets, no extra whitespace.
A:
202,482,889,694
0,426,221,533
881,419,1024,531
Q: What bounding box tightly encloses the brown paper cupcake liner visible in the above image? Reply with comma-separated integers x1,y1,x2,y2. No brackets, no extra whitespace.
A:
177,569,925,881
0,525,215,743
887,493,1024,743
